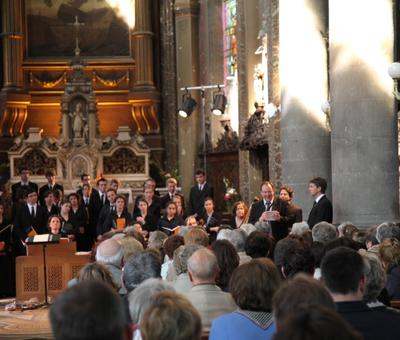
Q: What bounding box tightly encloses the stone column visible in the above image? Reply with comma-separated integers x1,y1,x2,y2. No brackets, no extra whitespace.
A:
280,0,331,217
237,0,264,202
330,0,399,225
1,0,24,91
175,0,201,196
132,0,155,89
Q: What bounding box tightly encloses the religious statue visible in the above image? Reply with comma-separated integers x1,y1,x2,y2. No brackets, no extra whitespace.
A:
239,102,269,150
69,102,86,139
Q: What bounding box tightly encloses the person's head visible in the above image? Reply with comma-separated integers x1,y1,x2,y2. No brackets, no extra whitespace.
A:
185,215,198,227
376,222,400,243
81,173,91,186
312,222,337,244
204,197,214,213
194,168,206,185
19,167,30,182
378,238,400,270
141,291,202,340
290,222,310,236
148,231,168,250
26,188,38,205
360,251,386,303
310,241,326,268
123,251,161,292
187,248,219,284
166,178,177,193
48,215,62,235
115,195,126,211
164,235,185,259
144,187,155,201
43,190,55,206
260,181,274,201
240,223,257,236
217,228,247,252
97,177,107,193
172,193,185,211
95,239,123,268
106,188,117,204
245,231,271,258
365,226,379,249
273,273,335,327
50,281,130,340
184,227,209,247
144,178,156,190
211,240,240,289
173,244,204,275
53,188,63,204
138,198,149,213
232,201,248,219
110,178,120,191
231,258,280,312
128,278,175,325
166,201,177,218
82,183,91,197
281,246,315,279
337,222,356,238
77,262,118,291
68,193,80,208
308,177,327,196
120,236,144,263
279,185,293,203
321,247,366,298
60,201,71,215
274,237,303,268
273,305,362,340
45,169,56,184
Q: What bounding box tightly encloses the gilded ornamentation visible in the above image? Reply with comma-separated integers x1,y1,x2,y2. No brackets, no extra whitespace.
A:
14,149,57,176
30,72,66,88
93,71,129,87
103,148,145,174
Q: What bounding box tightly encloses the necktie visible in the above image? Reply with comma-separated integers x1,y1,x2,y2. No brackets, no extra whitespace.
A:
31,206,35,218
199,185,203,191
85,198,89,205
101,194,104,204
313,201,317,207
49,185,52,191
265,201,271,211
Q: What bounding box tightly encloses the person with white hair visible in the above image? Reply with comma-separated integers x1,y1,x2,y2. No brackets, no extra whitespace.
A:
239,223,257,236
95,238,123,291
217,228,251,264
376,222,400,243
185,248,236,332
312,221,337,244
290,221,310,236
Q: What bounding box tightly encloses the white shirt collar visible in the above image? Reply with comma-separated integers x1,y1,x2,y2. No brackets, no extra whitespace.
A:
315,193,325,203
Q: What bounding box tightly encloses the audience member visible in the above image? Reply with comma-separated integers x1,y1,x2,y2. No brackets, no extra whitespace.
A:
120,236,144,263
244,231,271,258
321,246,400,340
162,235,185,281
141,291,202,340
289,221,310,237
211,240,239,292
184,226,209,247
378,238,400,299
376,222,400,243
281,246,314,279
77,262,118,291
273,237,303,270
122,251,161,293
310,241,325,279
312,221,337,244
172,244,203,293
50,281,131,340
239,223,257,236
217,228,251,264
185,248,236,332
210,258,280,340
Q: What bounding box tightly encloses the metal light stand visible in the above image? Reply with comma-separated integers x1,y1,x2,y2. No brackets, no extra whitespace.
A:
180,84,225,174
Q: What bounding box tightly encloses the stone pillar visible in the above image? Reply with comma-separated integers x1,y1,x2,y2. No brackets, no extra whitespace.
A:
175,0,201,196
1,0,24,91
237,0,264,202
132,0,155,89
280,0,331,217
330,0,399,225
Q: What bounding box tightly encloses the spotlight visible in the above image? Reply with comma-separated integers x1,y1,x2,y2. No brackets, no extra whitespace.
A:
178,94,197,118
212,93,227,116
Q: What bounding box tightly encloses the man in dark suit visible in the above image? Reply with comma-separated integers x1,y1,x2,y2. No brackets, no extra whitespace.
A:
307,177,333,228
11,168,38,203
248,181,290,241
96,188,118,236
90,178,108,238
13,188,47,255
321,247,400,340
188,169,214,217
38,170,64,206
160,178,178,209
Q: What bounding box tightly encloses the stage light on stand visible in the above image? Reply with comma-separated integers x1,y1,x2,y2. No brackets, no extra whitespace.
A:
178,93,197,118
212,93,227,116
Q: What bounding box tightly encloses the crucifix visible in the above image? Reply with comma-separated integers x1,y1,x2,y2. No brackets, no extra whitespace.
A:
68,16,85,56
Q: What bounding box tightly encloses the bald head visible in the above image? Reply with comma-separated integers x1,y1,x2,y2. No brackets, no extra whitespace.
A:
187,248,219,283
96,239,122,268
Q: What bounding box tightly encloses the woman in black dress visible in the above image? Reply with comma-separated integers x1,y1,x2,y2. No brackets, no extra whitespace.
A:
158,201,185,235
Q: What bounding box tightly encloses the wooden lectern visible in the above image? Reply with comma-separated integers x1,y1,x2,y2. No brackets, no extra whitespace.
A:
16,239,90,302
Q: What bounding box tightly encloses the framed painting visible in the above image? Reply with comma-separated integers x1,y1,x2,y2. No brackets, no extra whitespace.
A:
25,0,130,58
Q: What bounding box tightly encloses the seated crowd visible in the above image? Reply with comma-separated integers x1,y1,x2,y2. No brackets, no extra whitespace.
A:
1,169,400,339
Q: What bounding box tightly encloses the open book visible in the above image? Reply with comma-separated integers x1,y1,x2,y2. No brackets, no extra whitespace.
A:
161,226,180,234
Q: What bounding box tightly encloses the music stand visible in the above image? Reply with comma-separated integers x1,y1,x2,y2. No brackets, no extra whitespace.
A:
26,234,60,305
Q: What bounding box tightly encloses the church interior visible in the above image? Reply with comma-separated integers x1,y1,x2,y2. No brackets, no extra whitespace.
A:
1,0,400,338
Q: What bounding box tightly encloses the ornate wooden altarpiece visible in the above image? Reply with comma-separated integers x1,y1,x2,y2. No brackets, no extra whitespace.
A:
0,0,162,185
